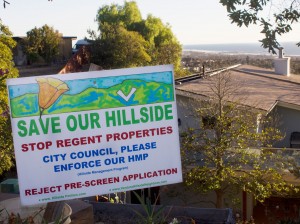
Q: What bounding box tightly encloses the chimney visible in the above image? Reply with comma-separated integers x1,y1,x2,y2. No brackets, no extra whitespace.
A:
278,47,284,58
274,47,290,76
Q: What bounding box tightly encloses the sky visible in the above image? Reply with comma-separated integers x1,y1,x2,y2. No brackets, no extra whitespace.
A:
1,0,300,46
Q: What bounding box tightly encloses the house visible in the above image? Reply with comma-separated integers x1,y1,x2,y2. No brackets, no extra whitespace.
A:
12,36,77,66
176,64,300,148
163,64,300,223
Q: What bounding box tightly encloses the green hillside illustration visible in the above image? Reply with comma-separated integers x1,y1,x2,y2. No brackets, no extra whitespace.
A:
10,79,174,118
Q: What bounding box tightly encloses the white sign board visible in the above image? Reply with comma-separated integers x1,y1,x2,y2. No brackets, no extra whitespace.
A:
7,65,182,206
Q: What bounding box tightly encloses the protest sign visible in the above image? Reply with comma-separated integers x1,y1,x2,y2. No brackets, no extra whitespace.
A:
7,65,182,205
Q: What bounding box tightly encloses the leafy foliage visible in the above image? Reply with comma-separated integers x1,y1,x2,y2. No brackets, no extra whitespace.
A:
0,19,19,176
91,24,151,68
220,0,300,54
90,1,183,76
24,25,61,64
181,71,297,208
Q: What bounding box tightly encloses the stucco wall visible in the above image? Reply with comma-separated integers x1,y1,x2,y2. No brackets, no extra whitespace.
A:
176,94,201,132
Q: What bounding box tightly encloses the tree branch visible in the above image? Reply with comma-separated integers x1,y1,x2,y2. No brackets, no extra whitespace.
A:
2,0,53,8
3,0,9,8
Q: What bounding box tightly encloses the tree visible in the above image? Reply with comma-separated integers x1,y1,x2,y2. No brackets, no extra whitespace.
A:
0,19,19,175
90,1,183,76
91,24,151,68
181,71,297,208
140,14,182,71
24,25,61,64
96,1,142,31
220,0,300,54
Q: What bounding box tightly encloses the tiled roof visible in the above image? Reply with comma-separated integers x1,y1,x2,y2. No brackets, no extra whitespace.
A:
175,65,300,111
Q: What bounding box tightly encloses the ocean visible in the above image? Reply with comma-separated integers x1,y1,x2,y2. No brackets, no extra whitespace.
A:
183,42,300,56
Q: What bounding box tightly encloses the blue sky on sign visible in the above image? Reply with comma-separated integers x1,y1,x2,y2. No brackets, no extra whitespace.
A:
1,0,300,45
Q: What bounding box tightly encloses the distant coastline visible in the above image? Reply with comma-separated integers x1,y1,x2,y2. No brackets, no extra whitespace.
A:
183,42,300,56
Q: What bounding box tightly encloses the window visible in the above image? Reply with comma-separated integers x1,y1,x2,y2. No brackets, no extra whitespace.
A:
290,132,300,148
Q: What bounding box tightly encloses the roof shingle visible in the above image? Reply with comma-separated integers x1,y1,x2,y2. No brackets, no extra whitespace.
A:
176,65,300,111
